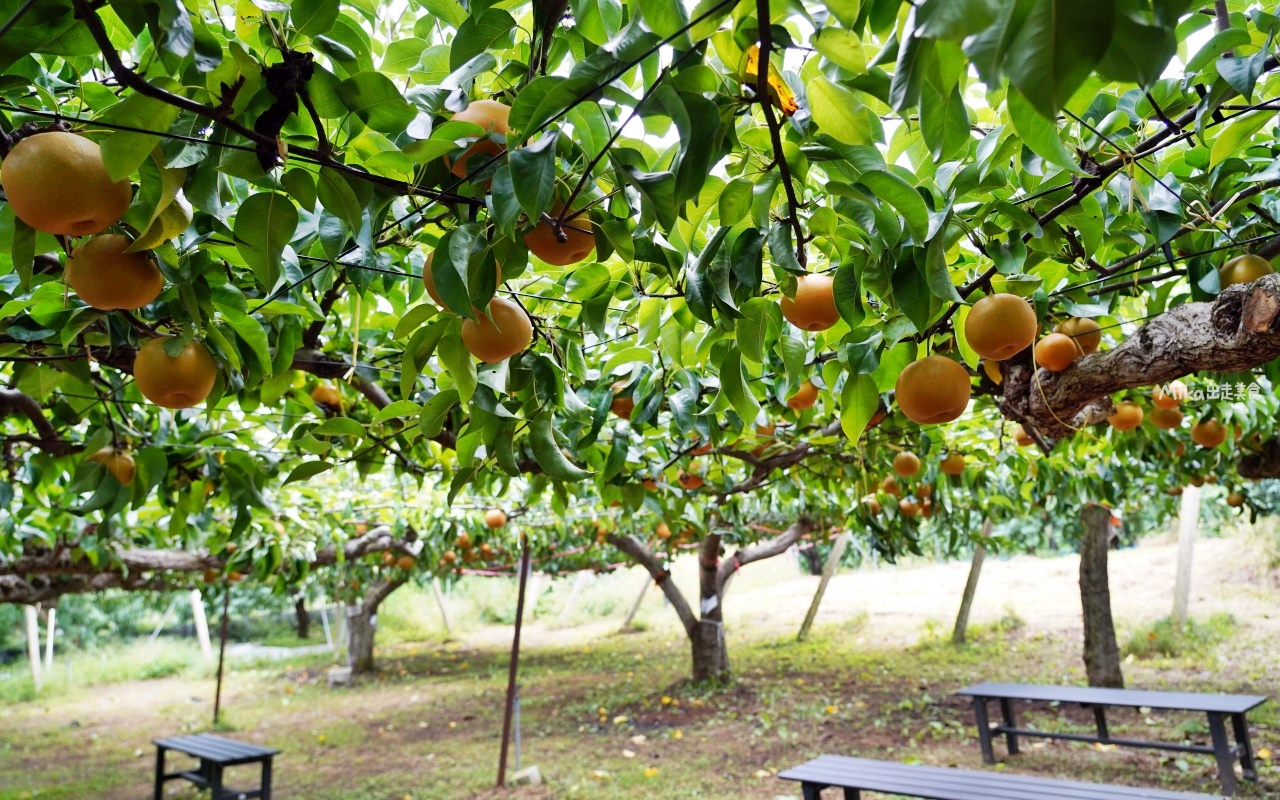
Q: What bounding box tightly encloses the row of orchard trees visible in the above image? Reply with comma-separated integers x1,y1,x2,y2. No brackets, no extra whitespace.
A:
5,0,1280,681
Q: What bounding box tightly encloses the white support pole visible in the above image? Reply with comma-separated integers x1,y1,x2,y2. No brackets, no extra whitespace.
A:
525,569,542,618
559,571,591,620
798,533,851,641
621,578,649,630
320,604,335,650
149,598,178,643
24,605,43,691
44,608,56,672
1172,484,1202,627
190,590,213,660
431,578,454,639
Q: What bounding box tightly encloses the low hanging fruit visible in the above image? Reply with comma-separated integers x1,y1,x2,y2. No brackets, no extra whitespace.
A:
0,131,132,236
1034,333,1081,372
892,451,921,477
965,293,1038,361
525,212,596,266
779,273,840,332
678,470,705,490
445,99,511,179
86,447,135,485
1014,424,1034,446
940,452,965,475
485,508,507,528
65,235,164,311
456,532,472,549
862,496,882,514
442,550,458,564
787,379,819,411
397,555,416,571
1190,419,1228,448
899,498,921,517
1152,380,1187,409
610,382,635,419
1107,401,1144,431
133,338,219,409
894,355,971,424
1149,406,1183,430
1218,253,1273,288
461,297,533,363
879,475,901,496
1054,317,1103,354
1226,492,1246,508
656,522,672,539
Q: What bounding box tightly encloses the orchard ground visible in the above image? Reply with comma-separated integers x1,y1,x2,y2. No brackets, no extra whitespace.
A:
3,530,1278,800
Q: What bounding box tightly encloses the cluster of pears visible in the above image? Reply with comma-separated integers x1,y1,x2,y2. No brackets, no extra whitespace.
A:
430,100,598,364
861,452,937,519
1,131,217,410
440,509,506,569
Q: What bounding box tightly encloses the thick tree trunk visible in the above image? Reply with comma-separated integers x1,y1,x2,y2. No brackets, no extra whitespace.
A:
347,578,406,674
294,597,310,639
690,620,729,682
1079,505,1124,688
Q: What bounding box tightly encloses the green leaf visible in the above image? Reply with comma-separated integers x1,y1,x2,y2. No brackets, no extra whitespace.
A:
1003,0,1117,119
718,346,761,425
373,400,422,425
529,411,593,481
312,417,366,438
335,72,417,132
316,167,364,232
807,77,874,145
284,461,334,485
812,28,866,72
839,373,879,444
1007,89,1087,176
100,89,182,181
293,0,339,36
450,9,517,71
509,132,559,221
719,178,753,225
438,331,478,404
419,389,460,437
858,172,929,242
1211,110,1273,167
736,297,780,363
233,192,298,290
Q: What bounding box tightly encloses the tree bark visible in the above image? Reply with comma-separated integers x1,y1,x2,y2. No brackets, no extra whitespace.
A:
347,577,406,674
294,597,310,639
1079,505,1124,688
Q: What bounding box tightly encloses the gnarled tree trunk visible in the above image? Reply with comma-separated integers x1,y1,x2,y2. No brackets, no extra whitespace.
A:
294,597,310,639
1079,505,1124,688
347,577,406,674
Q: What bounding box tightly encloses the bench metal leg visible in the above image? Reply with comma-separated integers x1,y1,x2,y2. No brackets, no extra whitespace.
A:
1231,713,1257,781
999,698,1020,755
1091,706,1110,742
972,696,996,763
153,747,166,800
210,762,224,800
262,756,274,799
801,782,824,800
842,789,860,799
1208,712,1238,795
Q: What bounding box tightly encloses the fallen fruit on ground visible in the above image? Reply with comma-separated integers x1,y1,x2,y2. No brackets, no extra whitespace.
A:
940,452,965,475
484,509,507,528
461,297,532,363
1218,253,1273,288
894,355,971,424
1054,317,1103,354
0,131,132,236
133,338,218,409
1034,333,1081,372
87,447,135,485
965,293,1037,361
1190,419,1228,448
445,100,511,179
65,235,164,311
787,380,819,411
779,273,840,331
892,451,921,477
1108,401,1144,431
525,212,596,266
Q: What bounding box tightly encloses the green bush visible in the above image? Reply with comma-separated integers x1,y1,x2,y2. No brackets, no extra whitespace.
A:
1125,614,1236,660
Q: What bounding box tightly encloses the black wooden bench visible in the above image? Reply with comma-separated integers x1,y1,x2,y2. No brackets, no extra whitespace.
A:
956,682,1267,795
778,755,1222,799
153,733,278,800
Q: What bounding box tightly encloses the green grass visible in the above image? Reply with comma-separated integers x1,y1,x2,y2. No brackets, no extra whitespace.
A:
1124,614,1237,661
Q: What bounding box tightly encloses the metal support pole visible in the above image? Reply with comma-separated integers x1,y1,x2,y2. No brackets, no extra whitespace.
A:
213,586,231,726
513,684,522,771
621,577,649,630
1172,484,1201,627
320,605,334,650
497,536,531,787
149,597,178,643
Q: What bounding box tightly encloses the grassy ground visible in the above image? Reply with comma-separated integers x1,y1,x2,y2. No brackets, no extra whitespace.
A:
1,534,1278,799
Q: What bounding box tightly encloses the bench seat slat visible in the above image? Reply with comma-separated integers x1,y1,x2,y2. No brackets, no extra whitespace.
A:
956,682,1266,714
779,757,1221,800
154,733,279,762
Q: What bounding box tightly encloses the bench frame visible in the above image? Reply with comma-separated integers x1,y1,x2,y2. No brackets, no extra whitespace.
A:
959,685,1261,795
153,734,277,800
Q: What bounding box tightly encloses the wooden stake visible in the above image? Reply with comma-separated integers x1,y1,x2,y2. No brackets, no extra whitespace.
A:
44,608,56,672
24,605,42,691
1172,484,1201,627
797,533,850,642
952,519,993,645
621,577,649,630
213,585,231,725
559,571,590,620
497,536,531,788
